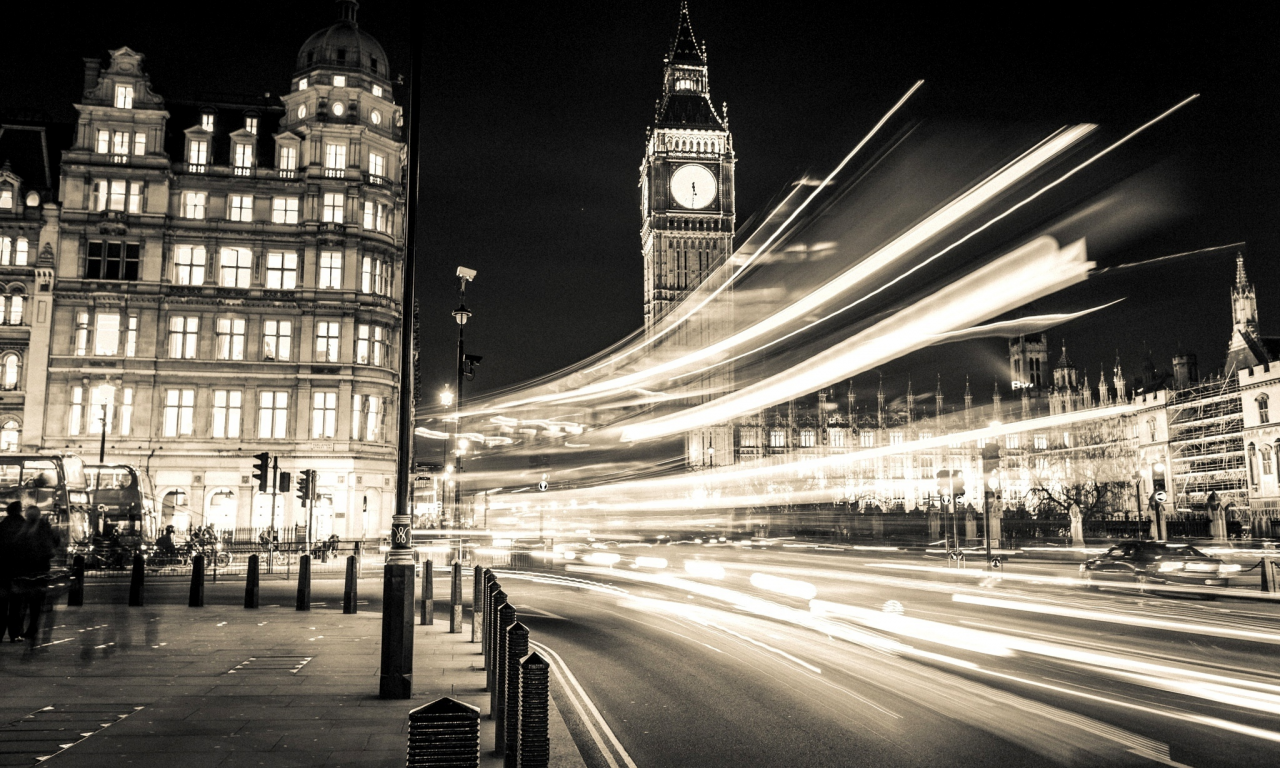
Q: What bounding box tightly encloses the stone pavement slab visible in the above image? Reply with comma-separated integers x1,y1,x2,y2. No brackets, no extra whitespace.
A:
0,579,586,767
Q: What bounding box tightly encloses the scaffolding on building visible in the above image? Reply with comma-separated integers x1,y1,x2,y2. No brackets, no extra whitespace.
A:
1166,376,1247,514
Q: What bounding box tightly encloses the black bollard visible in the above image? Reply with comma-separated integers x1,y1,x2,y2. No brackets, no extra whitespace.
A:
127,553,144,607
188,555,205,607
378,563,415,699
450,561,463,633
407,696,479,768
245,554,260,609
491,602,516,722
296,554,311,611
499,621,530,762
342,555,358,614
472,565,484,643
486,586,505,686
66,554,85,607
519,652,551,768
421,560,434,625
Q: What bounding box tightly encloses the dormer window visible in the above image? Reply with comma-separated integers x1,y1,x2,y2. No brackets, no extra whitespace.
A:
245,116,258,135
372,84,383,98
233,143,254,176
333,75,347,88
200,113,214,131
115,85,134,109
299,77,309,90
0,189,11,209
188,139,209,167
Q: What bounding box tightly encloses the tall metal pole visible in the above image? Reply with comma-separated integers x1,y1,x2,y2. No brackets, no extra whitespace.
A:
454,283,466,531
98,412,107,462
270,457,279,537
380,3,422,701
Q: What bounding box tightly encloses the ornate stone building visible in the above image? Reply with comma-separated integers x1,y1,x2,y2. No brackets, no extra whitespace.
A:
42,1,406,537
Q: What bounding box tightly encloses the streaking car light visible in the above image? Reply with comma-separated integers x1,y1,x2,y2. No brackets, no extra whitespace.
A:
685,560,726,579
635,556,668,569
1219,563,1242,575
1157,561,1184,572
582,552,620,566
750,572,817,600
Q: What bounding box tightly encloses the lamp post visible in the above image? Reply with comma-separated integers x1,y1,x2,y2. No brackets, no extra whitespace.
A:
452,267,478,538
985,471,999,567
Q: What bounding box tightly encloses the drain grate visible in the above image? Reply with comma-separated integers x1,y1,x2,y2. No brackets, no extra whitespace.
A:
227,656,313,674
0,704,142,764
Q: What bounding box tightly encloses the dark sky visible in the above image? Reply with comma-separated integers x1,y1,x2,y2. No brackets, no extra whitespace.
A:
6,2,1280,408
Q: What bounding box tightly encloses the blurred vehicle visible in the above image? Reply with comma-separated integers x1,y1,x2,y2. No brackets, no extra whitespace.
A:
1081,541,1241,592
84,464,159,568
0,453,92,561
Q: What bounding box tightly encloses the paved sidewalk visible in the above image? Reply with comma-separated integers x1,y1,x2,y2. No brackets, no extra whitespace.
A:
0,579,586,767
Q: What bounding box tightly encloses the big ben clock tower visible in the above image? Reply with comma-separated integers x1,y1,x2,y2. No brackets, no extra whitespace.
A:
640,3,736,466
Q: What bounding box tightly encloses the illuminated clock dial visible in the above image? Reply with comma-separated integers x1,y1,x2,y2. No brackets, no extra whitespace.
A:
670,164,716,210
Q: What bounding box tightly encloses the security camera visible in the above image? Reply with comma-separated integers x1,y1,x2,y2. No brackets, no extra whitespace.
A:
456,266,477,282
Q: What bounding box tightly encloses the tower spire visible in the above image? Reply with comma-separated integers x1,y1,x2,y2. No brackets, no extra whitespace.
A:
877,375,885,429
935,374,944,420
963,375,973,427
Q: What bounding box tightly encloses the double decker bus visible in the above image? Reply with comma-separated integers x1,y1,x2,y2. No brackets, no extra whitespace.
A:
85,464,160,549
0,453,93,561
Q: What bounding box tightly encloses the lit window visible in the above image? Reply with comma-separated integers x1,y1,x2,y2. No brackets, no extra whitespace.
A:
215,317,246,361
0,354,19,391
830,429,845,448
200,113,214,131
278,145,298,171
133,132,146,156
258,391,289,438
69,387,84,436
357,324,387,365
298,77,308,90
181,191,207,219
323,193,344,223
168,316,199,359
112,131,130,155
85,241,140,280
265,251,298,289
74,311,90,356
212,390,242,439
0,237,29,266
234,143,254,175
173,244,206,285
769,430,786,448
363,201,388,232
163,388,195,437
1006,434,1020,449
311,391,338,438
115,85,134,109
352,394,383,441
119,388,133,436
371,84,383,98
325,143,347,170
318,251,342,289
245,116,258,134
263,320,292,361
1259,394,1270,425
5,295,22,325
188,140,208,166
271,197,299,224
92,179,143,212
1034,434,1048,450
94,313,120,356
890,432,903,445
361,256,387,295
0,419,17,451
333,75,346,88
96,130,110,153
125,316,138,357
861,432,875,447
0,189,10,209
219,247,252,288
368,152,385,178
800,429,816,448
228,194,253,222
315,320,340,362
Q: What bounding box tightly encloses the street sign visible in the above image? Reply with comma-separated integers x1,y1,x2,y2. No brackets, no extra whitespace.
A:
538,481,549,492
1154,491,1167,503
941,495,951,505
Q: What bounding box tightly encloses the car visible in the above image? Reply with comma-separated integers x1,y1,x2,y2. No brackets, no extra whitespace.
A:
1081,541,1241,593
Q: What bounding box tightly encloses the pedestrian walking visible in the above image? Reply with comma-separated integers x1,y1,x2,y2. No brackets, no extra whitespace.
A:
0,501,26,642
12,505,60,644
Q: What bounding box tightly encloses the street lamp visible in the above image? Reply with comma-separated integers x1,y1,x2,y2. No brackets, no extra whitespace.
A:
452,267,477,537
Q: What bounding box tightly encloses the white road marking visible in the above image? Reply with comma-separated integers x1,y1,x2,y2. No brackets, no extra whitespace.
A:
530,639,638,768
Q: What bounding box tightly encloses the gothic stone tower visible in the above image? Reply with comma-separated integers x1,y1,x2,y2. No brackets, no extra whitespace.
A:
640,3,736,466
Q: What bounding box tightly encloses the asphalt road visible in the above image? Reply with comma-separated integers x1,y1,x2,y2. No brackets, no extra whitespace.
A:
75,548,1280,767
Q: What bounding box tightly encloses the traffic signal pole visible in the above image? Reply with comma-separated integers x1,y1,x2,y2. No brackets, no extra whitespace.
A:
270,458,279,538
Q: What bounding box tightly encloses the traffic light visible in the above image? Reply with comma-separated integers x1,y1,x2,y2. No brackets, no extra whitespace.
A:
296,469,312,506
1152,462,1167,494
936,470,951,497
252,452,271,492
951,471,966,500
278,471,291,494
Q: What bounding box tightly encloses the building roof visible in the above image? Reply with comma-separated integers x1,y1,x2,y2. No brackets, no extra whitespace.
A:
655,92,724,130
0,120,72,198
667,2,707,66
295,0,391,85
163,99,286,169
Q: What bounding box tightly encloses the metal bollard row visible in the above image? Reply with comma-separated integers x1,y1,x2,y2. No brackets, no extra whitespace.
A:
407,696,480,768
519,652,551,768
421,559,434,625
500,622,529,764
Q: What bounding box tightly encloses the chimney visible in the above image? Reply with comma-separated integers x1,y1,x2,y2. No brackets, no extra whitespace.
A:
83,58,102,95
1172,353,1199,389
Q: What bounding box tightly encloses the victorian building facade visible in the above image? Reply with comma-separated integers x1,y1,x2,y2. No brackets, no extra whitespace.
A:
33,1,406,538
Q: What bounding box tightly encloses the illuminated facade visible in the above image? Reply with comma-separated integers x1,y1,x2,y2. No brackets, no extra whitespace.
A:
41,1,406,538
640,3,736,467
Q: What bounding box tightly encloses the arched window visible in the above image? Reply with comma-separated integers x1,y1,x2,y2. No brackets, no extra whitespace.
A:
0,419,18,452
0,353,19,391
1262,445,1273,476
205,487,238,531
1259,394,1270,425
7,292,22,325
1247,443,1259,486
800,428,816,448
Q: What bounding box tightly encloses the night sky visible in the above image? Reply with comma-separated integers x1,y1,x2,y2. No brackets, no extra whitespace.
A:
5,2,1279,409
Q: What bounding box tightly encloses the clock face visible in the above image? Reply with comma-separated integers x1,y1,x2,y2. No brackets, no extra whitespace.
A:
670,164,716,210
